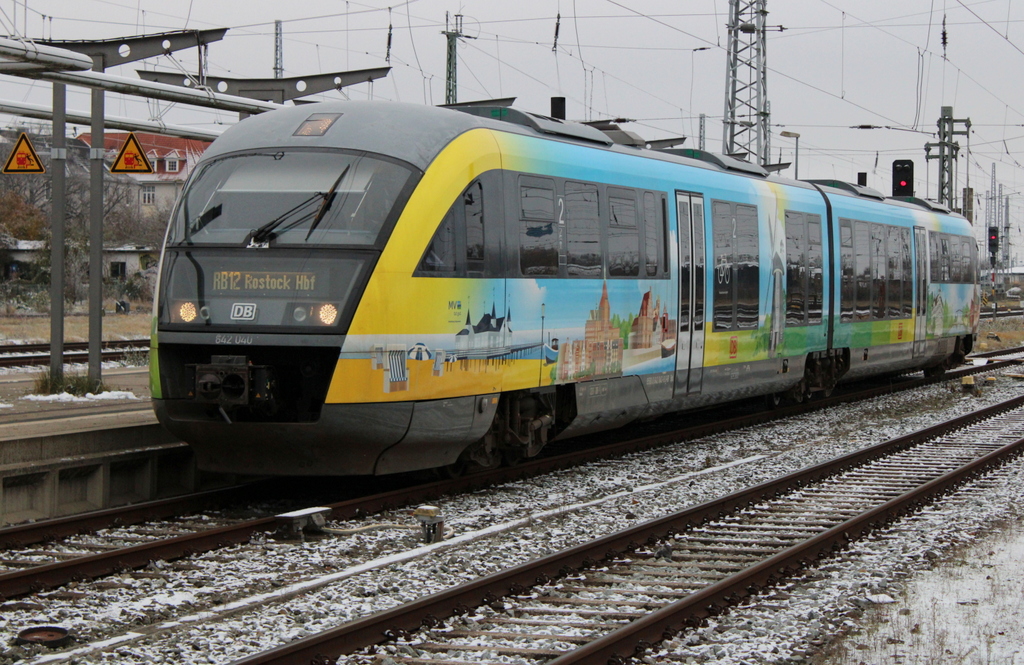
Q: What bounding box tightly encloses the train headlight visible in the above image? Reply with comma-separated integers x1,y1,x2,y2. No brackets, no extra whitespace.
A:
317,303,338,325
293,306,308,323
178,301,197,323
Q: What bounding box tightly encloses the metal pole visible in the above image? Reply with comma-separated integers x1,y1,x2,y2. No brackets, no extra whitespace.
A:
88,56,104,385
0,99,220,141
794,135,799,179
274,20,283,79
49,83,66,383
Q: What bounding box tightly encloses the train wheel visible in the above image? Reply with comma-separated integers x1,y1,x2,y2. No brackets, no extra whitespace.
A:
784,381,806,405
765,392,783,409
502,447,526,467
437,458,468,479
454,437,503,474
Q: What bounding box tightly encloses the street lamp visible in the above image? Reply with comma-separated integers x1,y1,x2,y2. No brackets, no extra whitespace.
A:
780,130,800,179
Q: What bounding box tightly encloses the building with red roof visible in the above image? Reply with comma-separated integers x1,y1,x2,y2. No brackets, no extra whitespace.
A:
78,132,211,210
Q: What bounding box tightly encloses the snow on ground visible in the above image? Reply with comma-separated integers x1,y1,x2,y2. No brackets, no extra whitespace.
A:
0,361,142,376
653,466,1024,664
816,518,1024,665
19,391,139,402
1,375,1023,664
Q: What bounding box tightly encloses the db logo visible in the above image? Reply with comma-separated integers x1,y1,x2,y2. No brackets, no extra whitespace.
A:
729,336,738,359
230,303,257,321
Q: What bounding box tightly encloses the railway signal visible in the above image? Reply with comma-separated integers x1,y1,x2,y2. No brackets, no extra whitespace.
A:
892,159,914,197
988,226,1000,259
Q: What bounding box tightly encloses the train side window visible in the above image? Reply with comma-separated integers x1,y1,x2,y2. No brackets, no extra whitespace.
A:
961,237,973,283
520,177,554,220
712,200,735,331
854,221,871,321
417,177,498,278
643,192,665,277
785,211,806,327
839,220,854,323
940,236,950,282
952,237,964,282
735,203,760,329
678,199,691,332
971,239,979,283
901,227,913,317
565,181,602,277
419,206,458,274
871,223,887,320
519,176,558,276
807,215,823,325
465,181,484,275
887,225,902,318
712,199,737,329
608,188,639,277
692,198,705,325
929,232,940,283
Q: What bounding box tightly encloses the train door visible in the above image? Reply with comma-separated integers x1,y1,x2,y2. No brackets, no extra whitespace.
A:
913,225,928,355
675,191,706,395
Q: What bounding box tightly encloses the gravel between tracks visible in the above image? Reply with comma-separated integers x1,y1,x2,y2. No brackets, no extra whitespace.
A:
2,373,1023,664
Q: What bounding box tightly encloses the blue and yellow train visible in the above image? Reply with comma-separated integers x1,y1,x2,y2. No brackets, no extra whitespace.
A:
151,101,980,476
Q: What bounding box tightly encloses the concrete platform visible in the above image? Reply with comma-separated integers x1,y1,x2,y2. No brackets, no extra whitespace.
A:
0,368,234,525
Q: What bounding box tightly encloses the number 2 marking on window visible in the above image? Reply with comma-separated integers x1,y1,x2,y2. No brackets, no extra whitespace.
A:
557,196,565,225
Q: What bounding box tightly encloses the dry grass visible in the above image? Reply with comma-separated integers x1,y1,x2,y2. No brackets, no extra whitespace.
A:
976,316,1024,352
0,308,152,343
33,367,107,395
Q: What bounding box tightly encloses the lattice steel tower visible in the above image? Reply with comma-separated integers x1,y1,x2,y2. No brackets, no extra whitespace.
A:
925,106,971,210
443,13,465,105
722,0,770,165
274,20,283,79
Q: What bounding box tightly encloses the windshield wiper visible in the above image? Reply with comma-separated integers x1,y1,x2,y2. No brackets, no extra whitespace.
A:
190,204,223,236
304,165,350,241
246,193,323,246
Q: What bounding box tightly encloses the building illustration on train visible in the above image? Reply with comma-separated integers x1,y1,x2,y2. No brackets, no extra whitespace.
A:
455,304,513,356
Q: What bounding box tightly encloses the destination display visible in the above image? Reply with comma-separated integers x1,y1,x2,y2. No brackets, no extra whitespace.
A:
212,270,320,293
161,249,369,330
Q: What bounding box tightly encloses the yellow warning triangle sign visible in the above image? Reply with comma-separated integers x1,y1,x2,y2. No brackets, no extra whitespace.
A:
2,133,45,174
110,132,153,173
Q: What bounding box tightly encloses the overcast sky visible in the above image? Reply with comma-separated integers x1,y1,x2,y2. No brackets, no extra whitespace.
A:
2,1,1023,250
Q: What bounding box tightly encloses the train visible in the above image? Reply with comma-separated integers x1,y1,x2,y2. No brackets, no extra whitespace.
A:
150,100,980,476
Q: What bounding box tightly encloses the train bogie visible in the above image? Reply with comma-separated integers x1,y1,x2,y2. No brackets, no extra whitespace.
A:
151,101,978,476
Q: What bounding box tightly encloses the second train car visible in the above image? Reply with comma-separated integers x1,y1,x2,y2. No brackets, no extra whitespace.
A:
151,101,979,476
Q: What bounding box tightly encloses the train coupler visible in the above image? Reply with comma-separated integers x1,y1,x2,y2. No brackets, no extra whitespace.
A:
188,355,275,409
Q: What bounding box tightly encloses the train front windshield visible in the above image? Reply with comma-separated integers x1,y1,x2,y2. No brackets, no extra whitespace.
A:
168,150,416,247
158,149,416,332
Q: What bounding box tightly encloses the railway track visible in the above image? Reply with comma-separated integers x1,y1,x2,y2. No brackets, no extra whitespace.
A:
239,393,1024,665
3,364,1023,663
0,339,149,369
0,357,1017,604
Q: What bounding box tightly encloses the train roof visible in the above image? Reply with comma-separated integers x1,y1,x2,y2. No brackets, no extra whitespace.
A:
203,101,968,220
201,100,498,171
